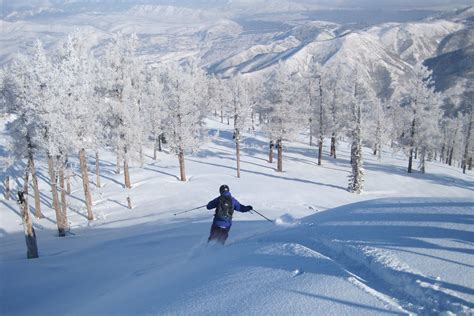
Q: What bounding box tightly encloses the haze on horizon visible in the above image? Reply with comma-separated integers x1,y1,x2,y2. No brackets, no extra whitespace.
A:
2,0,472,11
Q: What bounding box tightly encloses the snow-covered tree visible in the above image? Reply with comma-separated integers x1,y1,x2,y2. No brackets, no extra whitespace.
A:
4,47,47,220
160,61,207,181
302,59,327,165
398,64,443,173
229,74,251,178
143,67,165,160
56,31,99,220
101,33,143,208
339,68,379,193
264,62,301,172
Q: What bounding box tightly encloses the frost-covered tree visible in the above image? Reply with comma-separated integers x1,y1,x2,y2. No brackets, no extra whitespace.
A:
462,101,473,173
342,69,378,193
3,47,47,220
56,31,98,220
143,67,165,160
101,33,143,208
264,62,300,172
229,74,250,178
366,99,390,161
160,61,207,181
6,41,70,234
302,60,327,165
398,64,443,173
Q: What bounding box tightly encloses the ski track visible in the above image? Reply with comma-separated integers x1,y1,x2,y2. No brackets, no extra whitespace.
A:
250,219,474,316
296,237,473,315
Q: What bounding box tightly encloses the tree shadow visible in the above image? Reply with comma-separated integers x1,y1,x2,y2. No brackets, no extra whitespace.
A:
68,206,89,220
187,158,347,191
100,174,125,188
364,162,474,192
285,289,404,315
0,200,54,228
142,167,180,181
0,200,20,217
109,199,129,209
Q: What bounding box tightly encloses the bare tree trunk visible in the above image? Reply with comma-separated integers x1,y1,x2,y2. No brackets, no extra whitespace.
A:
66,173,71,195
440,143,445,163
414,148,418,160
408,148,414,173
79,149,94,221
462,106,473,174
95,151,101,188
318,77,324,166
123,147,133,209
448,146,454,166
277,139,283,172
3,176,10,200
178,149,186,181
309,118,313,146
268,140,274,163
251,110,256,131
59,161,68,220
220,106,224,123
318,136,323,166
123,149,132,189
408,113,416,174
330,133,337,158
153,141,158,160
28,154,43,218
23,164,30,212
65,155,71,194
158,134,163,152
17,191,38,259
235,128,241,178
468,157,472,170
48,154,67,236
420,148,426,173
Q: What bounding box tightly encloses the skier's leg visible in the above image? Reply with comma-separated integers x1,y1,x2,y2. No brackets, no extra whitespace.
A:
208,224,218,242
220,227,230,245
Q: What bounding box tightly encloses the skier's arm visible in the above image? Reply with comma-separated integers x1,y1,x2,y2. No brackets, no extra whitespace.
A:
233,198,253,213
207,197,219,210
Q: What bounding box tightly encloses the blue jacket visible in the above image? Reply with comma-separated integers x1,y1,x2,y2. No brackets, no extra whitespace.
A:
207,191,251,228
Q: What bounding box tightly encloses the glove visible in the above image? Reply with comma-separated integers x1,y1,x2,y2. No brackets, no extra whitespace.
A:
247,205,253,212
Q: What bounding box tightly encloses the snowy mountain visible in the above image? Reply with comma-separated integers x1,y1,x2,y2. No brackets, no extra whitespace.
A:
126,5,225,23
368,20,463,64
209,23,413,99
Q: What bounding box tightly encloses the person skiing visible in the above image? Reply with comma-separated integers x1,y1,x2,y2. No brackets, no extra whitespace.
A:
206,184,253,244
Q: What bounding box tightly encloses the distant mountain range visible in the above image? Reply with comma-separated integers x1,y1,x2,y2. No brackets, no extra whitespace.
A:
0,3,472,114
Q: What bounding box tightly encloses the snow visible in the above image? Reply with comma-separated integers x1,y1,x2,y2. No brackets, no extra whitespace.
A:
1,118,473,315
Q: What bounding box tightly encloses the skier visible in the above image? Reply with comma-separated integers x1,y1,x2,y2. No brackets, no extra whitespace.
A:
206,184,253,245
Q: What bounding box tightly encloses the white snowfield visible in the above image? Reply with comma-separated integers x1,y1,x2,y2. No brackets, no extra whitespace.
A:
1,119,473,315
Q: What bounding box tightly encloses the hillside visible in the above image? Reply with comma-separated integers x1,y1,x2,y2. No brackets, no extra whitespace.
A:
1,119,473,315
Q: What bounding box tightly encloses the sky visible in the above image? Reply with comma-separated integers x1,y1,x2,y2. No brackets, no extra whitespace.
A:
1,0,472,10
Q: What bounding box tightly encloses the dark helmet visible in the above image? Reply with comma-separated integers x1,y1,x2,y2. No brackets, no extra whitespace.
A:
219,184,230,194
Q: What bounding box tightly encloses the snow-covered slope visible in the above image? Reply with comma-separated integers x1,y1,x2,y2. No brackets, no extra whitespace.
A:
1,119,473,315
212,27,412,98
368,20,464,64
127,5,225,23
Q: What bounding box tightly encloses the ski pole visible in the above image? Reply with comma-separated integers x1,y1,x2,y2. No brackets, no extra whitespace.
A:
173,204,207,216
252,209,274,223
